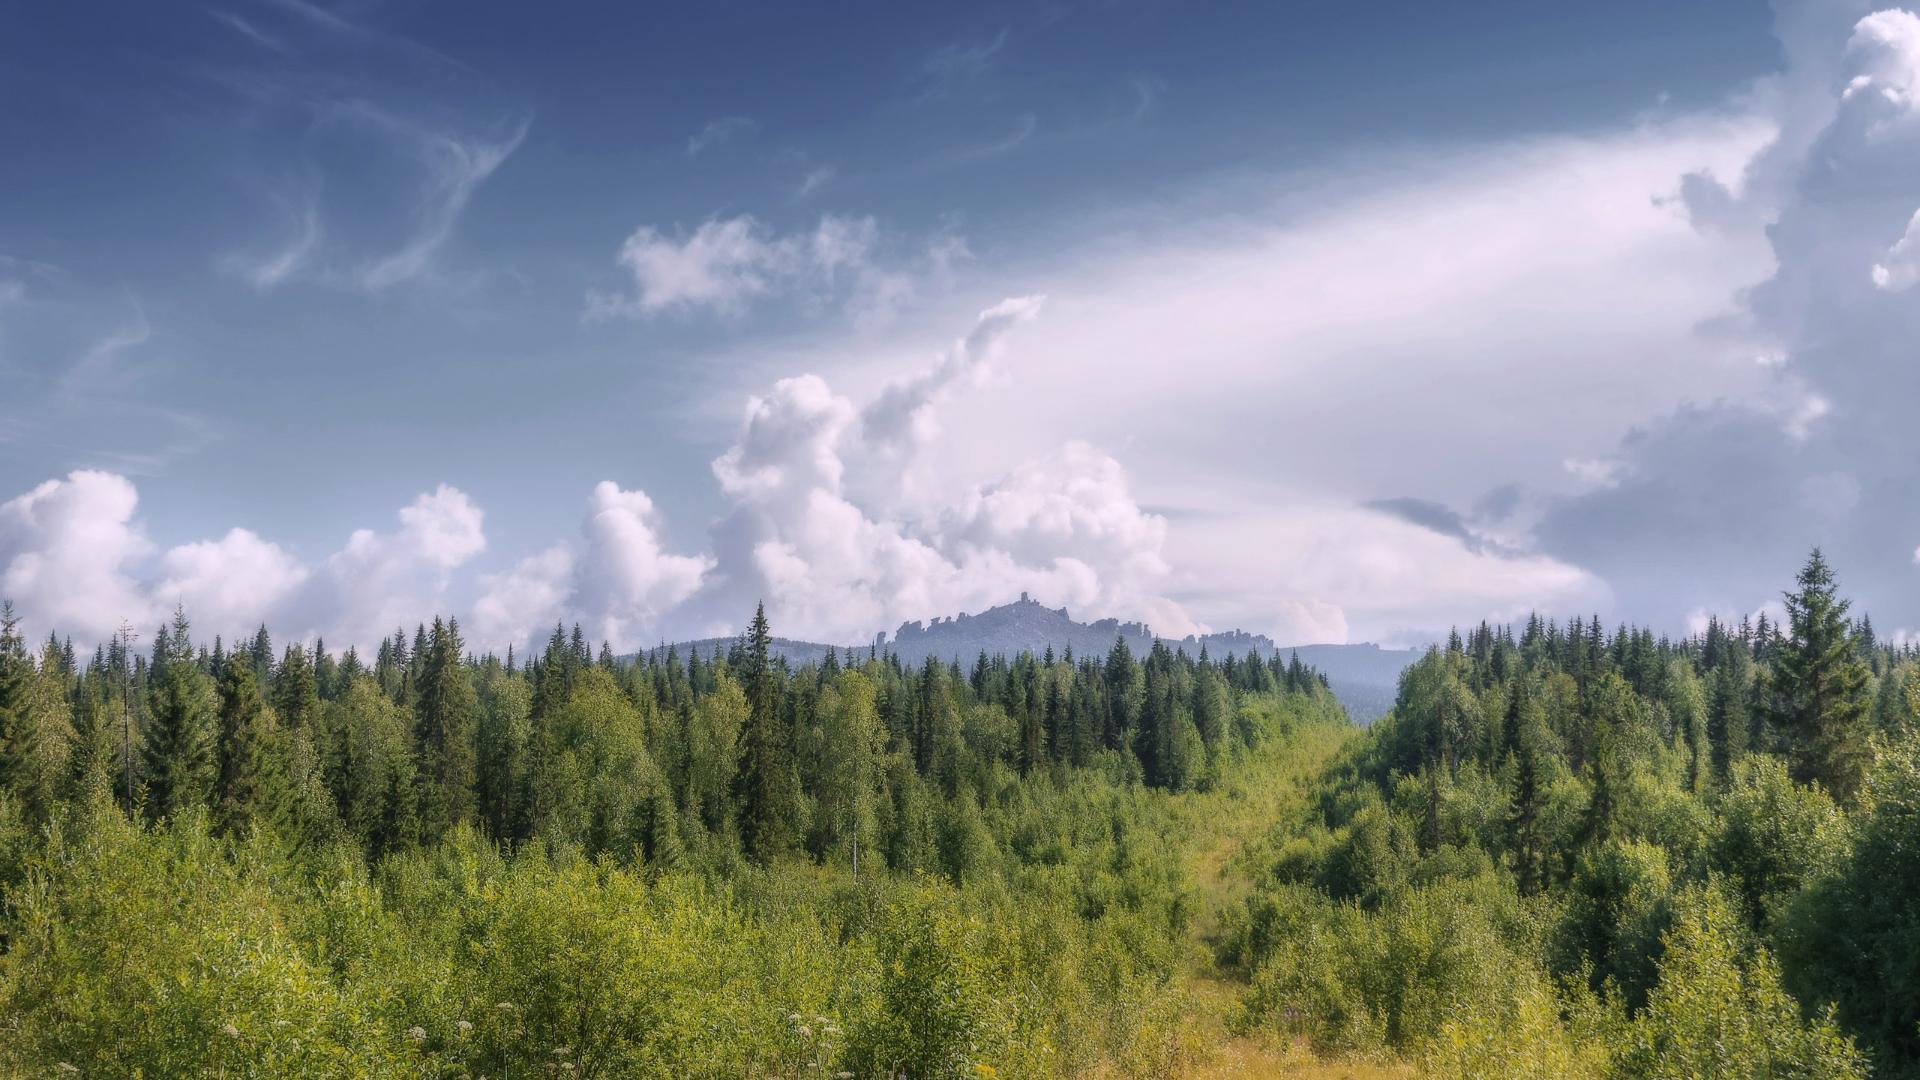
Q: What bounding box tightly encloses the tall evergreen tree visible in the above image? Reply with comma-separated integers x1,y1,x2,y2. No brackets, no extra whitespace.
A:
143,607,216,819
735,603,800,860
412,617,478,834
273,642,319,732
1508,710,1552,897
213,657,279,835
0,600,53,822
1768,550,1872,800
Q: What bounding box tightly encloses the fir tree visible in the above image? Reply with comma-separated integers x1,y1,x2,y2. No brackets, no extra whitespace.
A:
735,603,800,860
273,642,319,732
1768,550,1872,800
213,657,280,836
0,600,53,822
143,607,216,819
1508,710,1551,897
412,617,478,834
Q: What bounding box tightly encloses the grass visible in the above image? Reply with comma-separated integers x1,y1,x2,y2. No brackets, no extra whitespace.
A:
1164,719,1421,1080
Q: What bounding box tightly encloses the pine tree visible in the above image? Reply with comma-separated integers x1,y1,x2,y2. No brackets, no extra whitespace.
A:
1768,550,1872,800
0,600,53,822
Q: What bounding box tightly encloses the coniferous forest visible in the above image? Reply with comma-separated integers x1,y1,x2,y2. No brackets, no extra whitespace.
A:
0,551,1917,1077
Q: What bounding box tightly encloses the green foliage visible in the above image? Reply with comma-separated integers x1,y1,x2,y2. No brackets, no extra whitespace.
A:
1232,551,1901,1076
0,601,54,824
1768,550,1872,801
1619,884,1864,1080
5,555,1915,1076
1785,736,1920,1074
143,609,218,820
1707,756,1847,930
0,599,1346,1078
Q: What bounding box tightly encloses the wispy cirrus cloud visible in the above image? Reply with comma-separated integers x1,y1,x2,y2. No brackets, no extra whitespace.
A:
207,9,287,52
203,0,526,295
220,190,321,291
347,108,531,291
915,28,1007,101
687,115,757,157
956,111,1037,160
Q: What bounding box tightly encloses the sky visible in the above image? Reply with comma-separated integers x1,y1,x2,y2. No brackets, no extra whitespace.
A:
2,0,1917,656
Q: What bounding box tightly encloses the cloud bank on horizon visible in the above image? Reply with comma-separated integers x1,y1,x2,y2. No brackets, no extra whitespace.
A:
4,0,1920,654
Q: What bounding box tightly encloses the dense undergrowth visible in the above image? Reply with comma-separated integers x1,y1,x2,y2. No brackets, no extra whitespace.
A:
1221,553,1918,1079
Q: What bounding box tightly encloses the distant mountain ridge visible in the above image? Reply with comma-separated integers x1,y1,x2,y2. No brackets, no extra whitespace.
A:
642,594,1420,722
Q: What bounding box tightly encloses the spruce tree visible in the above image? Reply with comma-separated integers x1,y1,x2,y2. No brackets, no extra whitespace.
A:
1708,651,1752,783
143,607,216,819
1508,710,1551,897
0,601,53,822
1768,550,1872,800
413,617,478,836
735,603,800,860
274,642,319,732
213,657,280,836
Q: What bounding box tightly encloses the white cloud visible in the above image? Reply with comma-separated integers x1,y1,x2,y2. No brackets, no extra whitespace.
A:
592,216,798,318
0,471,155,646
572,482,714,647
796,165,836,198
353,111,529,291
297,484,487,649
688,298,1195,643
1563,457,1624,489
1872,205,1920,288
1536,2,1920,625
223,196,321,292
687,116,757,157
708,110,1773,642
472,544,574,656
469,483,713,655
154,528,309,635
587,213,959,324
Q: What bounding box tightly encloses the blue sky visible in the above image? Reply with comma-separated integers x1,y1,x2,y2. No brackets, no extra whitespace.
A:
7,0,1919,655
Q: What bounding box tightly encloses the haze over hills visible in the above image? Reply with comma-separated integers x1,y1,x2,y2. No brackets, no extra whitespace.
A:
646,594,1422,721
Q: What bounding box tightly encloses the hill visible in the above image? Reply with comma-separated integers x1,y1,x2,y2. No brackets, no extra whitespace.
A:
643,594,1420,722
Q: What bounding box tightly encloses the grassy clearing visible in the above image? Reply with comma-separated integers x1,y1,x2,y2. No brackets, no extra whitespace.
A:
1163,719,1421,1079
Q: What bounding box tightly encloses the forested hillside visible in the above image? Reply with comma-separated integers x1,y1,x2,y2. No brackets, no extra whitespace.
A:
1223,550,1917,1078
0,595,1344,1076
652,594,1419,723
0,550,1917,1077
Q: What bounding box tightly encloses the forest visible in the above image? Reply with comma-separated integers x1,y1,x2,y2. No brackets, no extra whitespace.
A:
0,550,1915,1078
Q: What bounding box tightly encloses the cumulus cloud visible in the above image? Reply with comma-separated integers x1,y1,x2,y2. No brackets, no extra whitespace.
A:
469,482,714,655
154,528,309,635
687,298,1196,643
716,105,1772,644
469,299,1159,651
571,483,713,646
0,471,155,645
1537,1,1920,626
0,474,495,652
1871,205,1920,288
299,483,487,647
